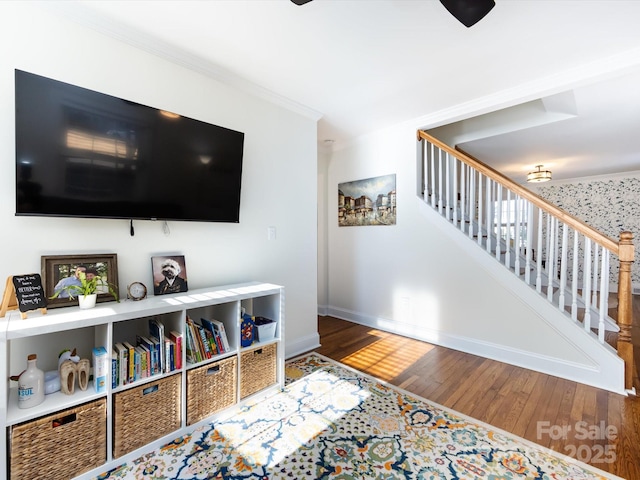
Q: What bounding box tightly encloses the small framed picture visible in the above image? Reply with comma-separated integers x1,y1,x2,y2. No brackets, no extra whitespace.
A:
41,253,119,308
151,255,188,296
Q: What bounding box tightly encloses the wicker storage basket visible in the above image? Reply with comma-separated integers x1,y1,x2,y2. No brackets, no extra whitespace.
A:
113,373,181,458
187,356,237,425
240,343,277,399
9,398,106,480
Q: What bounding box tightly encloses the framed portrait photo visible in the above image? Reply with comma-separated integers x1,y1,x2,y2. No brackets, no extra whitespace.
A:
41,253,119,308
151,255,188,296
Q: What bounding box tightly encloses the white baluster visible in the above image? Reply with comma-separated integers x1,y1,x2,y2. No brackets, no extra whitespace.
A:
583,238,592,331
514,194,521,277
571,231,579,321
495,184,502,260
460,162,466,233
451,154,457,225
598,250,609,343
430,143,436,208
592,245,599,308
446,152,451,220
469,168,475,240
477,173,483,247
505,190,511,268
421,139,427,200
486,177,492,253
547,216,556,302
438,148,443,215
559,223,568,309
525,202,533,285
604,249,610,313
536,209,543,292
545,213,552,280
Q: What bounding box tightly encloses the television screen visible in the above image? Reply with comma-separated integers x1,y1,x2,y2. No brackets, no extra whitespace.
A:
15,70,244,223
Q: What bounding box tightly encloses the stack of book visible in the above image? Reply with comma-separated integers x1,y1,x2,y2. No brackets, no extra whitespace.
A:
111,318,183,388
185,315,231,364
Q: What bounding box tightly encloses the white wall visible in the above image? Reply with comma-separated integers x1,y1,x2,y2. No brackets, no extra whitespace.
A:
0,3,319,357
325,121,625,393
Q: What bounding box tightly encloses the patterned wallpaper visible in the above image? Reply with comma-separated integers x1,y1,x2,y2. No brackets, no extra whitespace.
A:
536,175,640,288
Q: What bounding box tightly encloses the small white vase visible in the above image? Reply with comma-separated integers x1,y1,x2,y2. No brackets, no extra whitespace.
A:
78,293,97,309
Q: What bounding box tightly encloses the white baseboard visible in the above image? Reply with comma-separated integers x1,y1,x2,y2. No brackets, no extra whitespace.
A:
325,305,627,395
285,332,321,359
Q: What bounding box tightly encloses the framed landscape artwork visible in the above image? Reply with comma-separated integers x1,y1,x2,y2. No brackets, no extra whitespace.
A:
338,174,396,226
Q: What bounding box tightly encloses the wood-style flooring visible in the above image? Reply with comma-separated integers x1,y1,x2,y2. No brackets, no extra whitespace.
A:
314,315,640,479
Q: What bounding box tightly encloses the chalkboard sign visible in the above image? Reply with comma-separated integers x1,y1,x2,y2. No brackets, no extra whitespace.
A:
12,274,47,312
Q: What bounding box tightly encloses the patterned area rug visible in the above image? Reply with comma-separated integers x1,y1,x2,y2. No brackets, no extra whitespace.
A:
97,353,620,479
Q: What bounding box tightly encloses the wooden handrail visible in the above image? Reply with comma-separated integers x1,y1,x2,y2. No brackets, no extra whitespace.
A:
417,130,620,254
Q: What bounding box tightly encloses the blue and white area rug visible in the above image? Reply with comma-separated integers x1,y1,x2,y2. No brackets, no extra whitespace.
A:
97,353,620,479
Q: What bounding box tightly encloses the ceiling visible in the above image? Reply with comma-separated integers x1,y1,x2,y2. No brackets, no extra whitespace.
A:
45,0,640,183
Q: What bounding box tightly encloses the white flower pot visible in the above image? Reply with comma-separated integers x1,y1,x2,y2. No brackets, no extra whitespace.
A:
78,293,97,309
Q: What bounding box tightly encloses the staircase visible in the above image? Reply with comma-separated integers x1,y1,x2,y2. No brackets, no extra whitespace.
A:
417,130,636,392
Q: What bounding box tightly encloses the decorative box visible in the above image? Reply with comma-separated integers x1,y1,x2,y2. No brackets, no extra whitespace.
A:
186,356,237,425
240,343,277,399
10,398,106,479
253,316,277,342
240,314,255,347
113,373,181,458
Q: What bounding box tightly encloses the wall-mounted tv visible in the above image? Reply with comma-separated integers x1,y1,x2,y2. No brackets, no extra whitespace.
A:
15,70,244,223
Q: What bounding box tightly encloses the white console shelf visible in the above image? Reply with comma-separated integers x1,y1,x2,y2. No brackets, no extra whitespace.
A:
0,281,284,480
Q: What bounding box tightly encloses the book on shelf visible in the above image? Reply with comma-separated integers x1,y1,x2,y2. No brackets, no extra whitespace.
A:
186,316,202,363
150,336,162,375
114,342,128,386
200,317,225,354
136,335,157,376
168,330,183,370
187,315,225,363
165,337,174,373
111,348,118,388
123,341,136,384
213,327,224,354
184,319,197,364
184,326,195,364
148,318,166,374
134,346,142,380
135,345,149,379
190,317,212,358
92,346,109,393
209,318,231,352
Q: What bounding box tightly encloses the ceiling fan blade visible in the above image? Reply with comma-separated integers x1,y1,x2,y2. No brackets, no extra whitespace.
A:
440,0,495,27
291,0,313,5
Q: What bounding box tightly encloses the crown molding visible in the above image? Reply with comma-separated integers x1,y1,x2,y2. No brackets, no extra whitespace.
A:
37,1,323,122
414,46,640,131
328,46,640,155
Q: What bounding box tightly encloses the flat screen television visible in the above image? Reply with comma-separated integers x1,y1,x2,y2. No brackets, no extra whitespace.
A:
15,70,244,223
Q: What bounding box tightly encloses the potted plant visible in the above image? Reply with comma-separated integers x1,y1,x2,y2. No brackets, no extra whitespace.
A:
50,271,119,309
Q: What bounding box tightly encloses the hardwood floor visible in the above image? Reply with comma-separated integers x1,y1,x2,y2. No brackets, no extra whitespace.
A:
314,316,640,479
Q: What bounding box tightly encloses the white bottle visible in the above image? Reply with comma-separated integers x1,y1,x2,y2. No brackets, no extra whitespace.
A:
18,354,45,409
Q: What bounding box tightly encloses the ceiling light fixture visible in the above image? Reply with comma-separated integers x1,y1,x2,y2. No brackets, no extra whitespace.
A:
527,165,552,183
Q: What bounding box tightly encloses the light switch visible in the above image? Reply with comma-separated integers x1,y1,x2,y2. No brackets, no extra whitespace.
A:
267,226,276,240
